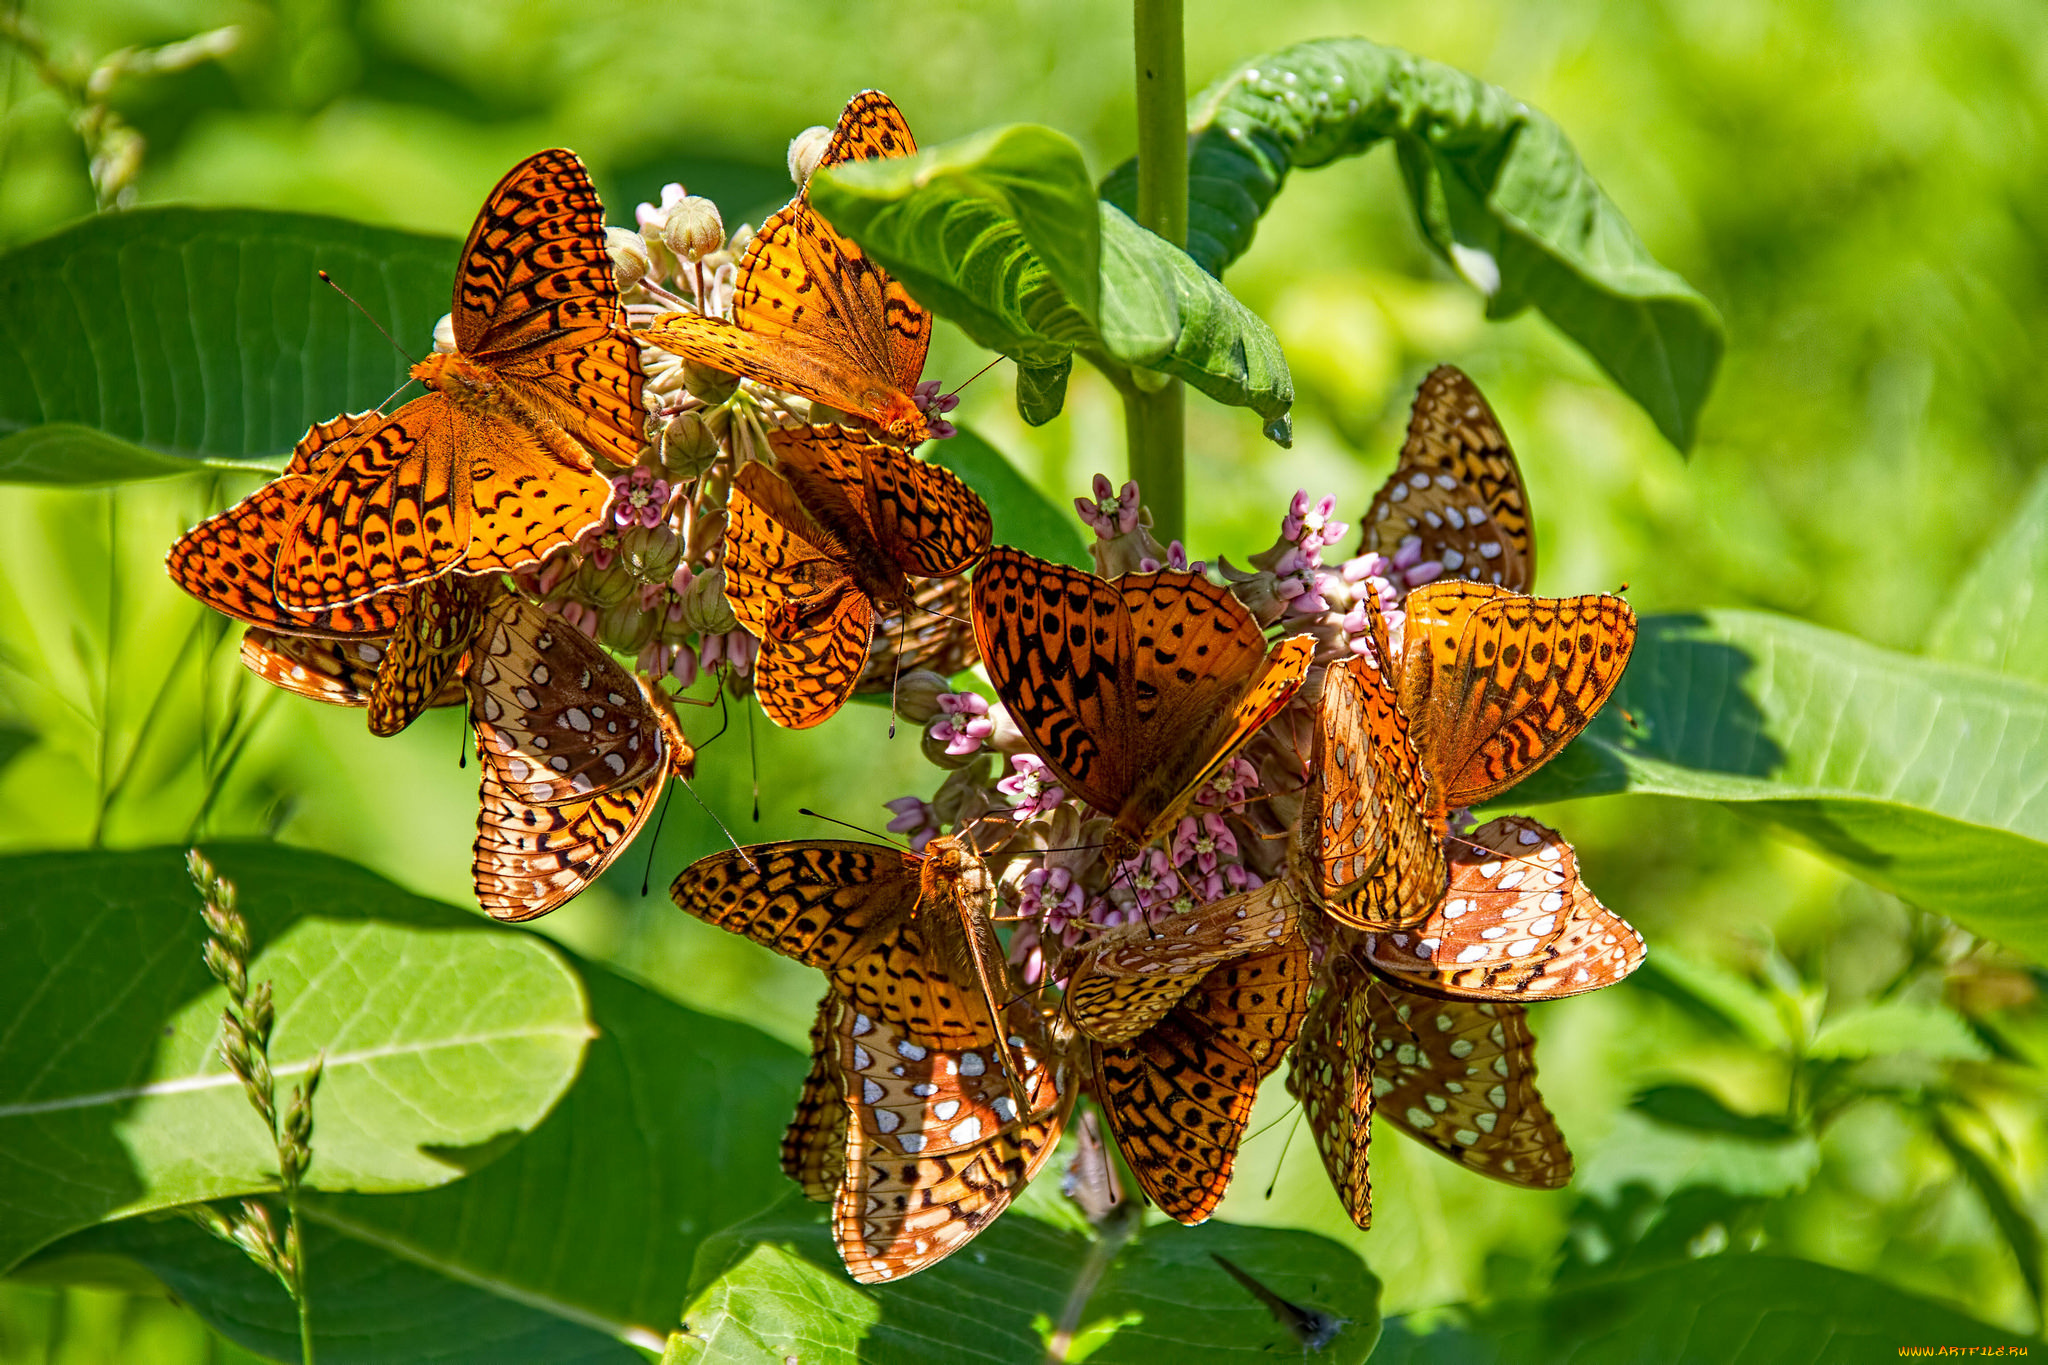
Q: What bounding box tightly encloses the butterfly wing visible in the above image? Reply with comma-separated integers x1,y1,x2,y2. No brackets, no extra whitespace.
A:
168,415,409,634
831,993,1069,1283
1367,977,1572,1188
784,994,849,1202
862,444,992,579
472,761,663,921
240,629,389,706
1364,366,1535,592
858,575,978,691
1401,583,1636,810
1363,815,1645,1000
670,839,924,973
917,837,1034,1101
1065,879,1299,1044
1091,938,1311,1224
366,576,493,737
1285,952,1376,1229
971,548,1139,816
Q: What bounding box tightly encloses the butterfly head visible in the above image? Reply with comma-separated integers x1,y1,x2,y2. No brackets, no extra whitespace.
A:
876,395,930,445
412,351,497,408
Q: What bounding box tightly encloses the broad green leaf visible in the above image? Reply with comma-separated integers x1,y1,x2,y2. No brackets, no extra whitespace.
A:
0,845,590,1273
0,207,455,468
676,1194,1381,1364
1015,358,1071,427
1626,950,1787,1051
1579,1111,1820,1201
1928,1107,2046,1323
1370,1254,2036,1362
36,954,809,1361
1927,463,2048,680
0,424,253,486
0,724,32,780
1100,38,1724,450
1629,1084,1799,1141
1513,610,2048,962
926,427,1090,568
811,126,1293,438
1808,1001,1988,1062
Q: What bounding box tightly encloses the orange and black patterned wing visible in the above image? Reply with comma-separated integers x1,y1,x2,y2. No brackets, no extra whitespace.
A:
366,576,494,737
1367,978,1572,1188
468,593,667,804
813,91,930,397
167,414,407,634
1065,879,1299,1044
832,993,1069,1283
863,445,991,579
1285,952,1376,1229
1295,636,1445,931
784,994,849,1202
1363,366,1534,592
1400,583,1636,812
671,840,922,973
1091,939,1311,1224
240,629,389,706
1364,815,1644,1000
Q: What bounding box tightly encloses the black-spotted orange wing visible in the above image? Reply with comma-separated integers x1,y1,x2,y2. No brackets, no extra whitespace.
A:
1363,366,1534,591
643,92,931,444
1285,949,1376,1229
1089,938,1311,1224
366,576,494,736
1398,582,1636,815
972,546,1314,855
276,150,641,610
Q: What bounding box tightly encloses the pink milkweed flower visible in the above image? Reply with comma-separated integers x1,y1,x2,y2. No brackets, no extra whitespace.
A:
1391,535,1444,587
995,754,1067,817
612,466,672,529
883,795,940,852
1170,813,1239,877
699,629,757,679
1114,849,1180,911
1194,756,1259,811
913,380,960,440
1075,473,1142,538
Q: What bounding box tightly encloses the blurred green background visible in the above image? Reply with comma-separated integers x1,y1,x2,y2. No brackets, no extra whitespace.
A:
2,0,2043,1357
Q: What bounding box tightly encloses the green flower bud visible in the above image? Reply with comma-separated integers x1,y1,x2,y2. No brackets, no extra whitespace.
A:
676,566,738,635
618,523,683,583
661,196,726,263
683,360,740,405
932,758,994,826
922,721,981,770
572,551,638,608
891,671,954,725
599,596,659,654
606,226,652,291
659,411,721,481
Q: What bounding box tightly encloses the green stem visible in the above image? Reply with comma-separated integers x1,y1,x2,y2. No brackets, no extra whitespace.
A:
1127,0,1188,543
288,1185,314,1365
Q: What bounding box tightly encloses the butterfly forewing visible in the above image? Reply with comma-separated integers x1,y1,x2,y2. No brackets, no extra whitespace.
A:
1400,582,1636,813
831,994,1069,1283
1364,366,1535,592
240,629,395,706
1065,879,1300,1044
1366,977,1572,1188
1285,952,1376,1229
1363,815,1644,1000
1091,938,1311,1224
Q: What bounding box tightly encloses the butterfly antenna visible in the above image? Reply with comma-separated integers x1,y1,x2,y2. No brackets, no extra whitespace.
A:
677,777,756,869
942,353,1007,403
318,271,419,367
457,692,470,770
1264,1105,1306,1198
887,610,908,739
639,780,680,897
746,699,760,822
796,806,910,849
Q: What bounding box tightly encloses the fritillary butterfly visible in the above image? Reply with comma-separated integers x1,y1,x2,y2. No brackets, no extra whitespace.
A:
856,575,978,692
1284,950,1377,1229
1397,581,1636,819
971,546,1315,859
782,997,850,1203
1362,815,1645,1000
1089,936,1311,1224
237,628,459,711
275,149,644,610
644,92,932,444
724,425,992,729
1363,366,1534,592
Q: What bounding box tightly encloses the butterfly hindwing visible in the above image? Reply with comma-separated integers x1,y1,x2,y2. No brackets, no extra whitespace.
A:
1286,952,1376,1229
367,576,494,736
1364,366,1535,592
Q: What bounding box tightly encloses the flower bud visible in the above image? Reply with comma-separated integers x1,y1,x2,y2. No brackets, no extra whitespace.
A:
676,565,739,635
659,410,721,481
921,718,984,770
598,596,658,654
432,313,457,354
787,125,833,189
618,523,683,583
932,758,994,827
891,671,954,725
572,551,638,608
606,226,652,291
682,360,740,405
661,196,726,263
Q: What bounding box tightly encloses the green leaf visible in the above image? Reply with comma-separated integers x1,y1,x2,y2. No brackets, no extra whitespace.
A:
927,427,1090,568
38,952,809,1360
0,845,591,1273
0,724,32,780
1579,1112,1819,1201
1512,610,2048,962
0,207,456,467
1370,1254,2037,1362
1629,1084,1799,1141
1015,358,1072,427
1808,1001,1989,1062
811,126,1292,438
1928,1107,2046,1324
1927,463,2048,679
1101,38,1724,450
1627,950,1787,1051
676,1193,1381,1363
0,425,242,487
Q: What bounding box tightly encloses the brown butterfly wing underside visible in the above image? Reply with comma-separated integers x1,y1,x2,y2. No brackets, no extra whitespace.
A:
468,594,694,920
784,994,850,1202
643,93,930,443
831,992,1070,1283
1398,582,1636,815
1091,938,1312,1224
168,414,410,635
1064,879,1300,1045
1294,622,1446,932
276,150,642,610
1363,366,1535,592
239,629,407,707
1363,815,1645,1001
366,576,496,736
1366,976,1572,1189
972,547,1314,854
1285,951,1377,1229
858,575,979,692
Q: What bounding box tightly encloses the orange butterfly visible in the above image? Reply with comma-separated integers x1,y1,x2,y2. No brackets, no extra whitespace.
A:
725,425,991,729
1363,366,1535,592
1362,815,1645,1000
643,92,932,444
274,149,644,611
971,547,1315,859
169,414,493,735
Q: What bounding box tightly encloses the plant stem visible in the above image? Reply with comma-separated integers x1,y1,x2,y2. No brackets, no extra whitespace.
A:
1127,0,1188,543
288,1185,314,1365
